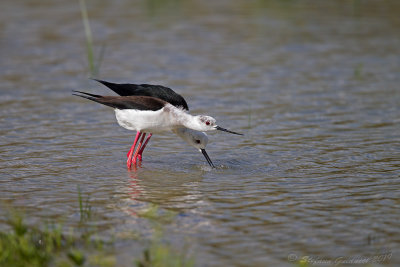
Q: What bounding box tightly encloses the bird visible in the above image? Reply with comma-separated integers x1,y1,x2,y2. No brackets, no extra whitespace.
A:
73,81,242,168
173,127,214,168
92,79,216,168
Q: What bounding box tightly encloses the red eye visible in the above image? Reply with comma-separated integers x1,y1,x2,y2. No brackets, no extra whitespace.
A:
206,121,210,125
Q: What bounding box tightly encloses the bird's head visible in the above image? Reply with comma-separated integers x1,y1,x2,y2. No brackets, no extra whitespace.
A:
174,128,215,168
194,115,243,135
175,128,209,150
196,115,217,131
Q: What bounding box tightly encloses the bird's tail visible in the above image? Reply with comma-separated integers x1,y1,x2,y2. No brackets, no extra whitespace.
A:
73,91,116,108
73,90,102,102
73,90,102,98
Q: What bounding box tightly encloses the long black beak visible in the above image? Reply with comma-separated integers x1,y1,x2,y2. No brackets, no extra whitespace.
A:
215,126,243,135
201,149,216,168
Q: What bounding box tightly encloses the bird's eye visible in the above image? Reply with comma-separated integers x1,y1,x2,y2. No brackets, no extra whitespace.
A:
205,121,210,125
195,140,201,144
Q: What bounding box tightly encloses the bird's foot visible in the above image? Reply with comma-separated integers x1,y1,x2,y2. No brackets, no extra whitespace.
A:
130,155,138,166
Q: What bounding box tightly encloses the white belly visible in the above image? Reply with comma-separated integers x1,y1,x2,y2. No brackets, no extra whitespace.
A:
114,108,176,133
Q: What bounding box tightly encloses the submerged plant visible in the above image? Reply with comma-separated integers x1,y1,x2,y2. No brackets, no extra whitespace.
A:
136,204,194,267
353,63,364,79
79,0,105,76
0,213,62,267
78,185,92,223
0,197,194,266
0,192,113,267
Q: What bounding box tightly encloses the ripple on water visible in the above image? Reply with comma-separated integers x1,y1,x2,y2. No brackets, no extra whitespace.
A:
1,0,400,265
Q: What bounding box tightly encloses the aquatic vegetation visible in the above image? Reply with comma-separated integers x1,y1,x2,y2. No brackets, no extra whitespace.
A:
0,196,193,266
0,208,113,267
78,185,92,223
247,103,252,129
79,0,105,76
136,243,194,267
353,63,364,79
0,213,65,267
136,204,194,267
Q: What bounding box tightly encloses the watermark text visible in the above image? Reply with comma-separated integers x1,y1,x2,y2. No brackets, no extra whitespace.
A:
287,251,392,265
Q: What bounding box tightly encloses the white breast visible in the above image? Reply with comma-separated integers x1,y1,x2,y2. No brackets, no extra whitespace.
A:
114,107,178,133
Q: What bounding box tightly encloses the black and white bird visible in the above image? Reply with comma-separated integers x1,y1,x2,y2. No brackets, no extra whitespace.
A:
73,80,242,168
91,80,216,168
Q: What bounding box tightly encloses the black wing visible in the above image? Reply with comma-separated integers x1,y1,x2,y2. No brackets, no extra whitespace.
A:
93,79,189,111
73,91,166,111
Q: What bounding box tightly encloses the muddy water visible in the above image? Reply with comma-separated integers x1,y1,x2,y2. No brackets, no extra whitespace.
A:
1,0,399,265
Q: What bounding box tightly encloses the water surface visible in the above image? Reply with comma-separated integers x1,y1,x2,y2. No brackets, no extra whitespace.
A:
0,0,399,265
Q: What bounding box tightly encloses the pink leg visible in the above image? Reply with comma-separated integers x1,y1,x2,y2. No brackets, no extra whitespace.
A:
127,131,140,158
137,133,152,161
131,133,146,165
127,132,142,169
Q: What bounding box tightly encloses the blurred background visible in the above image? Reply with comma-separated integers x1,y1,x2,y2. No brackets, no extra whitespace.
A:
0,0,399,266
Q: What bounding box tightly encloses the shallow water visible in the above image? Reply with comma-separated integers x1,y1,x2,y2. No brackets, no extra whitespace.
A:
1,0,399,265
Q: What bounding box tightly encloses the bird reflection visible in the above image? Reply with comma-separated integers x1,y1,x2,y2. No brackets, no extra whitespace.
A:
126,167,144,217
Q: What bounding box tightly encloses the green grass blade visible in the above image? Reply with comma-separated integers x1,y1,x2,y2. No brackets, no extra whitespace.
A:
79,0,95,76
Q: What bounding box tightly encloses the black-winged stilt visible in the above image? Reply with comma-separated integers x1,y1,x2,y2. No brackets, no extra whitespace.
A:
92,79,215,168
73,82,242,168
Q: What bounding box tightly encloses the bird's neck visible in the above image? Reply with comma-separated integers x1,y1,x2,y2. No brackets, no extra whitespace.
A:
166,105,202,131
172,128,190,144
171,128,185,138
180,115,203,131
